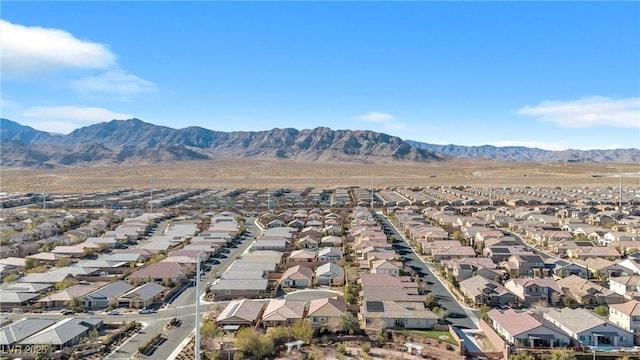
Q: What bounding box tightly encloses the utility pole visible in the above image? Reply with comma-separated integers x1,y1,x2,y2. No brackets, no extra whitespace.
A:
489,171,493,208
195,253,201,359
619,170,622,211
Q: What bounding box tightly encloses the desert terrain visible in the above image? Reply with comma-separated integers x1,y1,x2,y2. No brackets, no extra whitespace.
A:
1,158,638,194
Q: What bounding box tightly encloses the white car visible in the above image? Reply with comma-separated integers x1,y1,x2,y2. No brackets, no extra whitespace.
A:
138,308,156,314
107,310,120,315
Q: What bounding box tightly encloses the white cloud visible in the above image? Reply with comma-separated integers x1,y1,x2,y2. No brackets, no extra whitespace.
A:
0,20,116,77
517,96,640,128
72,70,157,100
21,105,134,133
353,111,397,123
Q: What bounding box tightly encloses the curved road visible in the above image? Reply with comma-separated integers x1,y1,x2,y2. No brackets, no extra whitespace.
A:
376,212,479,329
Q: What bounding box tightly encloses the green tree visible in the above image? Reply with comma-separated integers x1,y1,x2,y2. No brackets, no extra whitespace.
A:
267,326,289,345
509,353,535,360
339,312,359,334
25,257,39,270
3,273,19,283
594,305,609,317
82,247,95,258
291,319,313,343
235,328,274,358
55,278,77,290
55,257,73,267
550,349,577,360
433,307,449,320
479,304,491,321
201,319,223,339
424,294,438,310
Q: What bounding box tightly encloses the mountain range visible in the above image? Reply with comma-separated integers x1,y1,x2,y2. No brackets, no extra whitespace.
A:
1,118,638,168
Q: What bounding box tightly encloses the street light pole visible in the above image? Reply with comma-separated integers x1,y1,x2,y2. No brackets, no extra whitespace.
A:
195,253,201,359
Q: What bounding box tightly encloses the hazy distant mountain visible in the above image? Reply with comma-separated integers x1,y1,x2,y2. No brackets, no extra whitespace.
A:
1,118,636,168
406,141,640,163
0,118,442,168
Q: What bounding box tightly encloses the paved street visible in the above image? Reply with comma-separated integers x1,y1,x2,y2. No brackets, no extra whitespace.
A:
105,217,261,359
376,212,479,329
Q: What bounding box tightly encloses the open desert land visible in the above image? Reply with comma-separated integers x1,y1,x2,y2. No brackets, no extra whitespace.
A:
1,159,638,194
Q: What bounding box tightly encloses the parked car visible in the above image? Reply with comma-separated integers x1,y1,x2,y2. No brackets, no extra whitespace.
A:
138,308,156,314
107,309,120,315
61,309,75,315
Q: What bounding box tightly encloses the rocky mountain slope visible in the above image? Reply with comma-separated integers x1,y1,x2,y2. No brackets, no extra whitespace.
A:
0,118,442,168
406,141,640,163
2,118,637,168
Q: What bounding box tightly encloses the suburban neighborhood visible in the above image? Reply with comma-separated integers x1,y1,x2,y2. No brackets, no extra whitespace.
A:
1,184,640,359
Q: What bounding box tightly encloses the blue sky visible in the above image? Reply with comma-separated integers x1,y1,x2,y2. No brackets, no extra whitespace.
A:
1,1,639,150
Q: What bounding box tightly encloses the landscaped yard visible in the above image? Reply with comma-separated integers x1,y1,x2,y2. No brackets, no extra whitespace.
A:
396,330,458,345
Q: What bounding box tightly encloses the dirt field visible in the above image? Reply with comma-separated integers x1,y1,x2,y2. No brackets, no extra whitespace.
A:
1,158,637,193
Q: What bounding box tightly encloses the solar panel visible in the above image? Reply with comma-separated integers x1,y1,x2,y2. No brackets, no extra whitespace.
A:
366,301,384,312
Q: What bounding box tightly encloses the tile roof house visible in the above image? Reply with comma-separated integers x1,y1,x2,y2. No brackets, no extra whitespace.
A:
504,278,563,306
487,309,571,348
0,318,57,350
459,275,517,306
359,273,437,330
543,307,634,347
315,262,344,286
556,275,625,305
81,280,134,309
217,298,265,327
609,300,640,336
287,249,316,263
502,254,549,278
127,261,193,283
370,259,402,276
610,275,640,301
280,264,314,288
261,299,306,327
37,284,103,309
20,318,102,350
317,247,343,262
307,297,348,328
117,282,167,309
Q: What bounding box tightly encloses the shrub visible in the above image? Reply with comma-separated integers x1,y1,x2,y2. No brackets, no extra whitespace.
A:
337,343,346,354
361,342,371,354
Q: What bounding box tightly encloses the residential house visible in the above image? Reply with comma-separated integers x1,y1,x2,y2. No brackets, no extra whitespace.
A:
359,273,438,330
317,247,343,262
567,246,622,261
117,282,166,309
19,318,102,350
320,235,343,247
81,281,134,309
370,259,401,276
307,297,348,328
502,254,549,278
0,318,57,351
459,275,517,306
261,299,306,327
504,278,563,306
610,275,640,301
127,262,193,283
37,284,102,309
487,309,571,348
287,249,316,263
543,307,633,347
217,298,265,328
609,300,640,337
557,275,624,305
280,265,314,288
315,262,344,286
